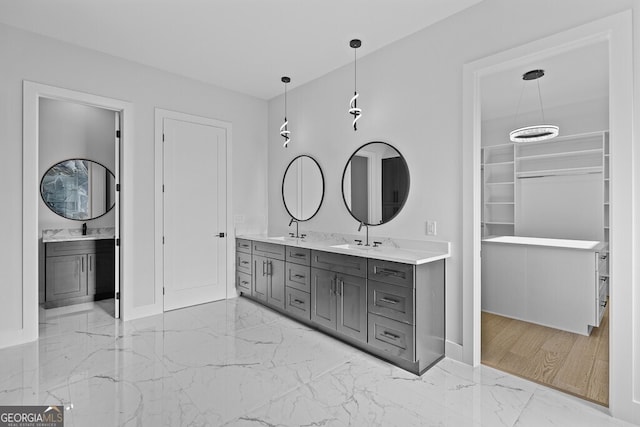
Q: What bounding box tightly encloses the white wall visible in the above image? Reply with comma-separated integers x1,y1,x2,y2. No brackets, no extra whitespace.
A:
266,0,637,354
0,23,268,336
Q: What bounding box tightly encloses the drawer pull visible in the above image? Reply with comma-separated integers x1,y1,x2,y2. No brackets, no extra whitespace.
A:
240,261,249,265
292,253,306,258
380,297,399,305
382,331,400,340
240,244,249,249
375,268,403,278
293,299,305,305
293,274,305,279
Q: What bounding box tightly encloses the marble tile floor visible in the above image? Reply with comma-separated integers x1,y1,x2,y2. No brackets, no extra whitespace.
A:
1,297,636,427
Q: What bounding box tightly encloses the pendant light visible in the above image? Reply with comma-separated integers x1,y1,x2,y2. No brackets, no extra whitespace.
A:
509,69,559,143
280,76,291,148
348,39,362,131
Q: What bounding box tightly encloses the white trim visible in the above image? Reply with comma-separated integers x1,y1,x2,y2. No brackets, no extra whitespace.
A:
462,11,637,423
154,109,234,311
21,81,133,347
445,340,464,362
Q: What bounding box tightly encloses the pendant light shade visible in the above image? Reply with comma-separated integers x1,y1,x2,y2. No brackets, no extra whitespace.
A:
280,76,291,148
348,39,362,131
509,69,559,143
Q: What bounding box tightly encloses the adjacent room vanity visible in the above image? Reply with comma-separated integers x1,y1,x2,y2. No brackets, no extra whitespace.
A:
42,228,115,308
236,235,449,375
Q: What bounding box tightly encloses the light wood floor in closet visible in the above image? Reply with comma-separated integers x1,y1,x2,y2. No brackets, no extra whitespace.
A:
481,303,609,407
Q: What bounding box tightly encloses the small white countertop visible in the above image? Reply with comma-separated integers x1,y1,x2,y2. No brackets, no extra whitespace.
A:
42,227,116,243
237,233,450,265
482,235,606,251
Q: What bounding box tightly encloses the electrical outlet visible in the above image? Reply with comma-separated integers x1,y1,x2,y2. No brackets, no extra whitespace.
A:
426,220,437,236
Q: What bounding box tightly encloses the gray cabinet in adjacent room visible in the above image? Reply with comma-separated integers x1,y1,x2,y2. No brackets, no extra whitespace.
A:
44,239,115,308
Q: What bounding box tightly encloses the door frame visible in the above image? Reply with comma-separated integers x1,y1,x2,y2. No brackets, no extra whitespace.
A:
154,109,233,310
461,11,636,420
22,81,132,343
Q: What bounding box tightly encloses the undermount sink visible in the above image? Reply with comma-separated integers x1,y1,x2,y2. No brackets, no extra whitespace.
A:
330,243,374,251
266,236,298,242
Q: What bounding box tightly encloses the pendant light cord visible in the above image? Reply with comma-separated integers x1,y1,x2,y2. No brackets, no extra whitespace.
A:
513,81,525,129
354,48,357,94
536,79,546,123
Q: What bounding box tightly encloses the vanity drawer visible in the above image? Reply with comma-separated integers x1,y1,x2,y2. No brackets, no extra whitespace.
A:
46,239,112,257
286,262,311,293
285,287,311,321
237,251,252,274
368,259,414,288
597,282,608,326
597,252,608,276
286,246,311,266
236,271,251,294
311,250,367,278
368,280,414,324
368,313,415,361
253,241,285,260
236,238,252,254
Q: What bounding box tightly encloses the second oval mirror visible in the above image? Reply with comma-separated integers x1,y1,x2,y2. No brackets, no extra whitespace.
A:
342,142,410,225
282,155,325,221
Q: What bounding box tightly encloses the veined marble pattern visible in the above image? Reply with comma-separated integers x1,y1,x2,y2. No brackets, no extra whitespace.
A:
0,298,635,426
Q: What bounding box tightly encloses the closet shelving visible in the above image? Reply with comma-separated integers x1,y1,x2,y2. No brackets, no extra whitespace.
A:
481,131,609,253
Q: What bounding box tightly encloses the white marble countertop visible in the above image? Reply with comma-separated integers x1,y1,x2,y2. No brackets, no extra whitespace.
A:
42,227,116,243
482,235,606,251
237,233,450,265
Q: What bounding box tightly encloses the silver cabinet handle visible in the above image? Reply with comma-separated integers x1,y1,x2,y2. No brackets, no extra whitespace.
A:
267,261,272,276
81,256,84,273
380,297,399,305
382,331,400,340
293,299,305,305
339,280,344,297
293,274,305,279
292,252,306,258
240,260,249,265
329,276,335,295
89,254,93,272
375,267,402,277
262,260,266,276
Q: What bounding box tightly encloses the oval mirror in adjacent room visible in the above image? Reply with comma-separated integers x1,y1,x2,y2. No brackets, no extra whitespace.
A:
342,141,410,225
40,159,116,220
282,155,325,221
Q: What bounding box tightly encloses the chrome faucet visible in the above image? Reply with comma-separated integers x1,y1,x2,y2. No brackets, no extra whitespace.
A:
289,218,300,238
357,221,370,246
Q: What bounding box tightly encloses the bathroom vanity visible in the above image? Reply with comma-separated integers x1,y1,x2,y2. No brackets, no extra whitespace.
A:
42,228,115,308
236,235,449,375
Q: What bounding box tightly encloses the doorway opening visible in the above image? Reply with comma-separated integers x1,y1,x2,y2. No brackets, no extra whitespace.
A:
478,41,610,406
23,82,132,340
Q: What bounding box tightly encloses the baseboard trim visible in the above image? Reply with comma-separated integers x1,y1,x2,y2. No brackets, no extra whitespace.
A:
445,340,464,362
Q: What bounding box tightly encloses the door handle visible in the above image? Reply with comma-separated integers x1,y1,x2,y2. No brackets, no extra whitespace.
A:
216,232,225,238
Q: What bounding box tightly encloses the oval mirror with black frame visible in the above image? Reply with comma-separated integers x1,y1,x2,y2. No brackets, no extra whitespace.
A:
40,159,116,221
342,141,410,225
282,155,325,221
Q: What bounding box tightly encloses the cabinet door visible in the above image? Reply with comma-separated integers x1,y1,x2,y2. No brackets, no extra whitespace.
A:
94,247,115,298
45,255,88,301
311,268,336,330
337,274,367,343
266,258,285,309
253,255,268,302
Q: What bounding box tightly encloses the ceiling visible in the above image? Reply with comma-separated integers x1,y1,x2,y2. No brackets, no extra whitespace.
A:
0,0,483,100
481,41,609,121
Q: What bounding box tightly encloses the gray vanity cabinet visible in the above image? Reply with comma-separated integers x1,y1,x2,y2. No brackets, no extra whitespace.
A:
252,241,286,309
285,247,312,320
45,239,114,308
311,250,367,343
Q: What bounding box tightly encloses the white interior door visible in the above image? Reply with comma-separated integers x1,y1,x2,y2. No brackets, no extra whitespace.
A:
114,112,121,318
163,118,227,311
